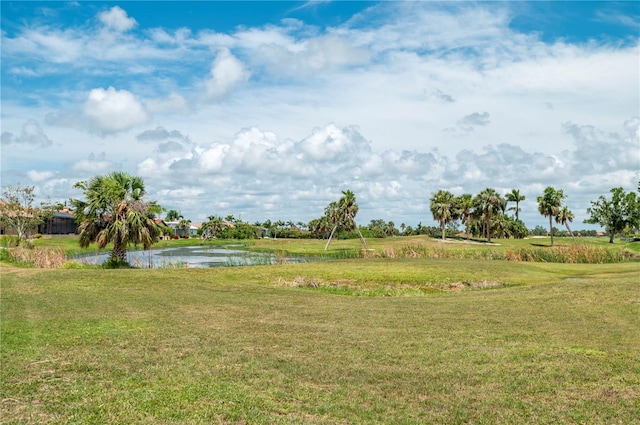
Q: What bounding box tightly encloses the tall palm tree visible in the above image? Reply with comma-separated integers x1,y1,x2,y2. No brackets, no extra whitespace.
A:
537,186,566,247
556,206,576,244
456,193,474,240
505,189,525,221
473,188,503,243
71,171,161,265
430,190,456,240
324,190,366,251
338,190,367,249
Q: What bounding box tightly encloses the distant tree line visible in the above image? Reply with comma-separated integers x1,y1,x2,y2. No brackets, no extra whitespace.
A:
2,173,639,267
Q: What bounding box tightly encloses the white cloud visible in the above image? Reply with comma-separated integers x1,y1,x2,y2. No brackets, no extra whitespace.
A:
136,127,189,142
1,2,638,229
456,112,491,132
98,6,137,33
145,93,190,115
70,153,115,173
297,124,370,162
27,170,55,182
83,87,148,135
203,49,250,102
0,120,53,148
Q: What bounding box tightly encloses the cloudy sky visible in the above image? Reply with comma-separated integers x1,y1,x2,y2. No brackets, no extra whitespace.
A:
1,1,638,229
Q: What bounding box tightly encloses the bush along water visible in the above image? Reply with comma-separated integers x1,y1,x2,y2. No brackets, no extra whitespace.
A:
3,246,67,268
377,244,630,264
510,245,629,263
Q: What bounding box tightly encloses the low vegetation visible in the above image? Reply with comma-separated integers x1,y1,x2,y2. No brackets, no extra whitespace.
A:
2,256,639,423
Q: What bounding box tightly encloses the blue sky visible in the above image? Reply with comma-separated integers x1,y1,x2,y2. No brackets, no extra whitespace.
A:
1,1,639,229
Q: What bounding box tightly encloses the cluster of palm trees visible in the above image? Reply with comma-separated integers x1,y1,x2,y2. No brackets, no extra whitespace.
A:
70,171,586,265
306,190,367,251
536,186,576,246
430,188,527,242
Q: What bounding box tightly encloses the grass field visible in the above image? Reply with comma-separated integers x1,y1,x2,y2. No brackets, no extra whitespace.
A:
1,237,639,423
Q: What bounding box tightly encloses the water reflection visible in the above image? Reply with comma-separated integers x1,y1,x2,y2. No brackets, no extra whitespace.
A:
73,245,282,268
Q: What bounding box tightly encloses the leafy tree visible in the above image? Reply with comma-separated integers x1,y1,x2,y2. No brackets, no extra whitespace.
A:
584,187,640,243
70,171,161,265
308,216,332,239
556,206,576,244
430,190,456,240
473,188,503,243
456,194,474,240
201,215,225,240
491,213,512,239
505,189,525,221
0,184,52,245
165,209,182,221
273,220,285,239
367,219,387,238
324,190,366,251
508,217,529,239
537,186,566,247
176,218,192,237
530,225,547,236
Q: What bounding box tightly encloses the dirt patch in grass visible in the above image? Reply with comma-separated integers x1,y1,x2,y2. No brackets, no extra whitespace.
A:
275,275,503,294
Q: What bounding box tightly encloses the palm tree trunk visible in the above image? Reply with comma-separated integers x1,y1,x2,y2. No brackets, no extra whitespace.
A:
111,242,127,263
441,220,446,240
352,218,367,251
566,223,576,244
549,216,554,247
324,225,338,251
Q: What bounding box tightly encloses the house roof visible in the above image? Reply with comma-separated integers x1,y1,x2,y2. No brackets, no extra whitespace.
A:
51,211,75,219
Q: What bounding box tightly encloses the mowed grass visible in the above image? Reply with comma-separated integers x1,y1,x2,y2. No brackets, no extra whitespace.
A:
2,256,639,424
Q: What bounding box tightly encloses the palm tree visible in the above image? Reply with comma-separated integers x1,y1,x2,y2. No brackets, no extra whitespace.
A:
309,216,332,239
430,190,456,240
165,209,182,222
273,220,285,239
177,218,192,237
339,189,367,249
456,194,474,240
201,215,224,240
71,171,161,265
491,214,512,239
505,189,525,221
537,186,566,247
473,188,503,243
556,206,576,244
324,190,366,251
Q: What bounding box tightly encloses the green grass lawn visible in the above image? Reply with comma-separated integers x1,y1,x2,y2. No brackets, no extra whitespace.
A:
2,256,639,424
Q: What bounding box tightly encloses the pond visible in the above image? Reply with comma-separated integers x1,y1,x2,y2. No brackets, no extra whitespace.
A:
72,245,308,268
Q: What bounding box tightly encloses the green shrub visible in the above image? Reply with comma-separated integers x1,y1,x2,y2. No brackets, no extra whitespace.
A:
0,248,12,262
0,235,19,248
102,258,134,269
510,245,624,264
34,233,43,239
60,260,87,269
